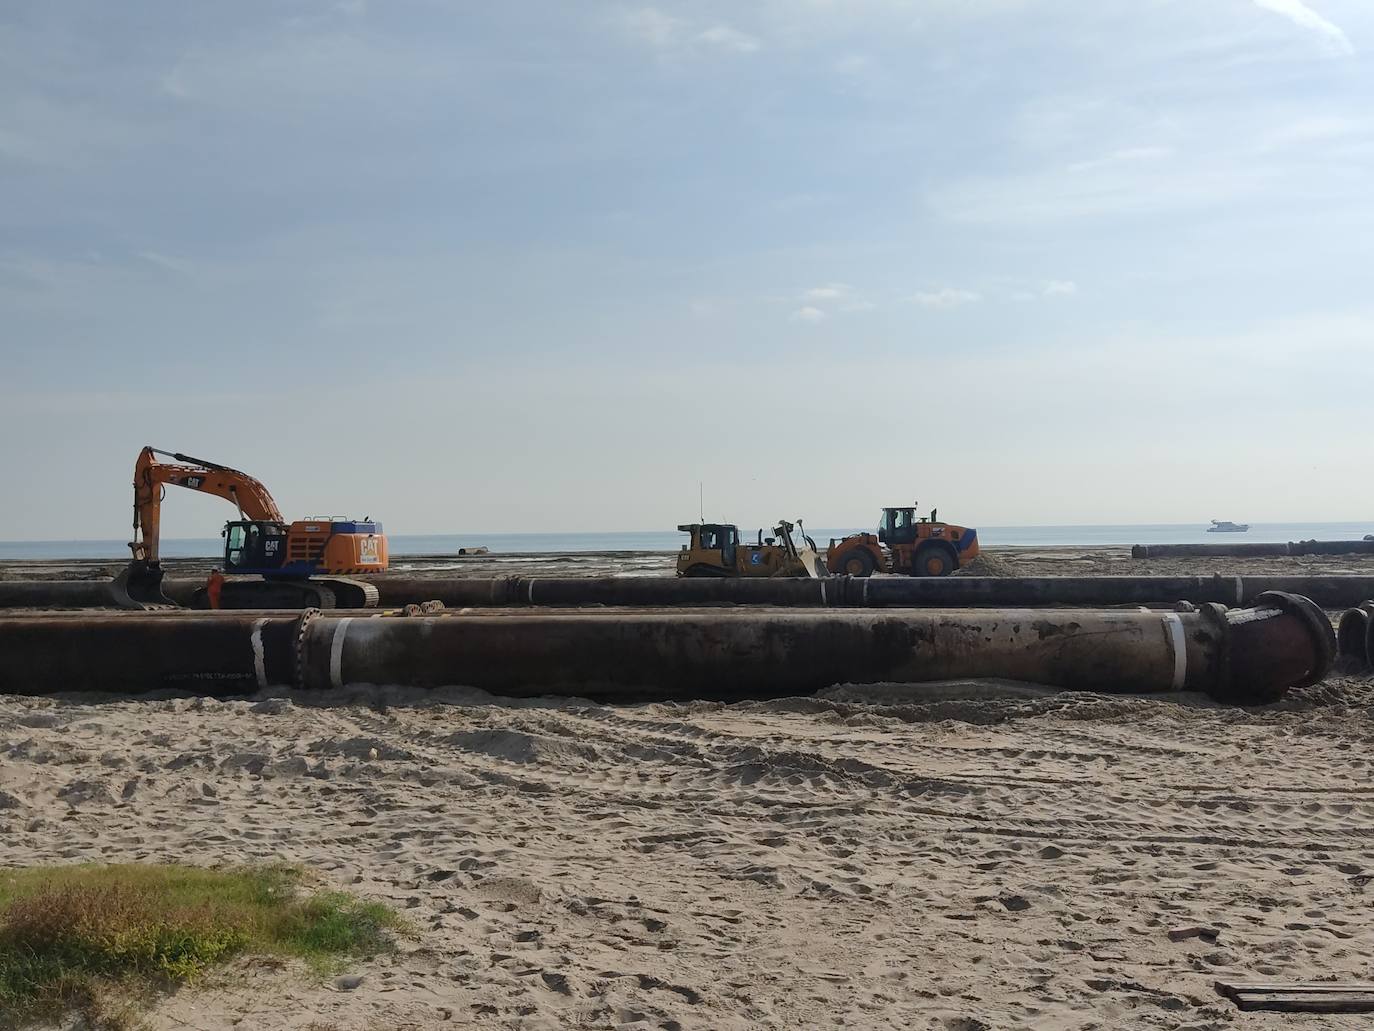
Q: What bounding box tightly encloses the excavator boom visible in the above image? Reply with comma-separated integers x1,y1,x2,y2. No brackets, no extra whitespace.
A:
114,445,386,610
130,446,284,564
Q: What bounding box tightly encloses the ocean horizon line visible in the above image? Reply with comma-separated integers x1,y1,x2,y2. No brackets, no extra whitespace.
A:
3,520,1373,561
4,518,1374,547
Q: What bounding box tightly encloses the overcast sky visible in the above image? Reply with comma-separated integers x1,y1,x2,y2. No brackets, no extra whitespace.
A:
3,0,1372,539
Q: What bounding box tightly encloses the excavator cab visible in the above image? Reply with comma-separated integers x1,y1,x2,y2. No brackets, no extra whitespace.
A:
223,520,290,574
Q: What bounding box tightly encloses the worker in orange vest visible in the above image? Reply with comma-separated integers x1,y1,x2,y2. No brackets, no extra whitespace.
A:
206,568,225,610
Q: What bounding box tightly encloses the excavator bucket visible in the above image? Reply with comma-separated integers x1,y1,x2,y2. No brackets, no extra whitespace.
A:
109,560,175,610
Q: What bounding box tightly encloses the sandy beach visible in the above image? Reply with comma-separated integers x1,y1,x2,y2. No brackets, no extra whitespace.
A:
3,547,1374,1028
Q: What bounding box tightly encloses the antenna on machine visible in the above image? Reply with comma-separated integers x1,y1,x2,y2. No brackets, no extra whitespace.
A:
699,481,704,522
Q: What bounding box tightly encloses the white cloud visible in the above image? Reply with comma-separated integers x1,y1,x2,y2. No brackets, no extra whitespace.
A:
137,251,195,274
1251,0,1354,55
619,10,758,55
620,7,685,48
803,283,851,301
696,25,761,54
834,54,872,76
1043,279,1077,296
1261,114,1363,150
913,287,979,309
799,283,877,312
1067,146,1172,173
791,306,826,322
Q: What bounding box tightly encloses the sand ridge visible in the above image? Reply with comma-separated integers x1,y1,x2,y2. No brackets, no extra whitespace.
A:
3,679,1374,1028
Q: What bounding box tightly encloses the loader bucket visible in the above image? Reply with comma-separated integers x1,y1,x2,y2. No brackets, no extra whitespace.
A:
109,560,174,609
795,522,825,578
796,542,825,578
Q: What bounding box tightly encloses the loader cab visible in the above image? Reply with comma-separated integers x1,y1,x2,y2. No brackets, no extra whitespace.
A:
878,507,920,546
223,520,290,574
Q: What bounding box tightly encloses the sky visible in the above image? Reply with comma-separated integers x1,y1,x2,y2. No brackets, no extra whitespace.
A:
3,0,1373,540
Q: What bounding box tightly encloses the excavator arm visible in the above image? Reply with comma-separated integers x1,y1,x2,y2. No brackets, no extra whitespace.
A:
128,446,284,564
114,446,289,608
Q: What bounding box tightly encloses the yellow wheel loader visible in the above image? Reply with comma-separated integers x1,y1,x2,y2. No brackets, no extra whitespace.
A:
827,506,979,578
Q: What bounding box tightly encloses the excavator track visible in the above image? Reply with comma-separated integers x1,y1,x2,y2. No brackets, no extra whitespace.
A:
216,580,337,609
312,577,379,609
202,577,378,610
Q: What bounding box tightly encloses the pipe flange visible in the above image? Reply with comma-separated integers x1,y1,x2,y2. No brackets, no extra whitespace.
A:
293,607,324,689
1337,606,1372,665
1196,602,1232,695
492,575,522,606
1252,590,1336,689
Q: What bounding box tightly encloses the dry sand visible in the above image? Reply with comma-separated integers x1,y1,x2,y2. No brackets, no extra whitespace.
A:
5,676,1374,1030
6,546,1374,1027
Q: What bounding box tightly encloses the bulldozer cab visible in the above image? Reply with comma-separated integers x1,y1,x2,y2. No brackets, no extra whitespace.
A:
676,523,740,576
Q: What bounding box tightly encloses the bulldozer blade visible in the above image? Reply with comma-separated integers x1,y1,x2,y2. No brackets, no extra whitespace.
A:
109,561,176,610
797,543,825,579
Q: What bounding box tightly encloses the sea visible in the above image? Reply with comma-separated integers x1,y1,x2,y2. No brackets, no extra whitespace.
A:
2,522,1371,561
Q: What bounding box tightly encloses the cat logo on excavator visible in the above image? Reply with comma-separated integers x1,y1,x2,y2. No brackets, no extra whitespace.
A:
676,520,825,578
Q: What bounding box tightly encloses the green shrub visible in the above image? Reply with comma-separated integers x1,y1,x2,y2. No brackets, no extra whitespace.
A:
0,864,403,1030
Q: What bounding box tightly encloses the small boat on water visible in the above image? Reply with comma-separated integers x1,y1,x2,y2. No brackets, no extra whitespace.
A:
1208,520,1250,533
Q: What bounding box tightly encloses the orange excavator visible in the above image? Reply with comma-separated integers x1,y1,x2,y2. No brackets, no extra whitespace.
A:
113,446,388,609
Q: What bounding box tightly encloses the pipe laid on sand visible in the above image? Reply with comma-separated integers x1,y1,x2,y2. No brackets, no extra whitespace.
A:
0,581,120,608
1132,540,1374,559
0,612,307,694
0,593,1334,704
242,573,1374,611
5,574,1374,611
3,574,1374,611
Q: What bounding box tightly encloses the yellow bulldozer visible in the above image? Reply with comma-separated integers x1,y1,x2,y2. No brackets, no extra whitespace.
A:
676,520,825,578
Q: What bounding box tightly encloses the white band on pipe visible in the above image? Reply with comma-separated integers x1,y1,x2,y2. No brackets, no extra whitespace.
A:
862,578,870,605
820,580,827,606
1235,576,1244,606
251,618,268,691
528,578,536,604
1163,613,1187,690
330,617,353,690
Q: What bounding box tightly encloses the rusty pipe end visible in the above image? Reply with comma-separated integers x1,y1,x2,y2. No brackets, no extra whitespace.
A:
1337,604,1373,666
1211,591,1335,704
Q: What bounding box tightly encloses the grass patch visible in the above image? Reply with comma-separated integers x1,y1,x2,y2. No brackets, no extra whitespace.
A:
0,863,403,1030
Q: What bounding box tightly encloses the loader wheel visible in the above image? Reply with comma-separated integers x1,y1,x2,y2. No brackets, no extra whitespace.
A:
838,550,876,577
913,544,956,577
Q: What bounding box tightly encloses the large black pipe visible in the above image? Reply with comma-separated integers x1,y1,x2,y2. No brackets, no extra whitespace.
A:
1131,543,1291,558
0,594,1334,704
0,613,307,693
6,574,1374,612
314,574,1374,611
0,581,118,608
1133,540,1374,559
